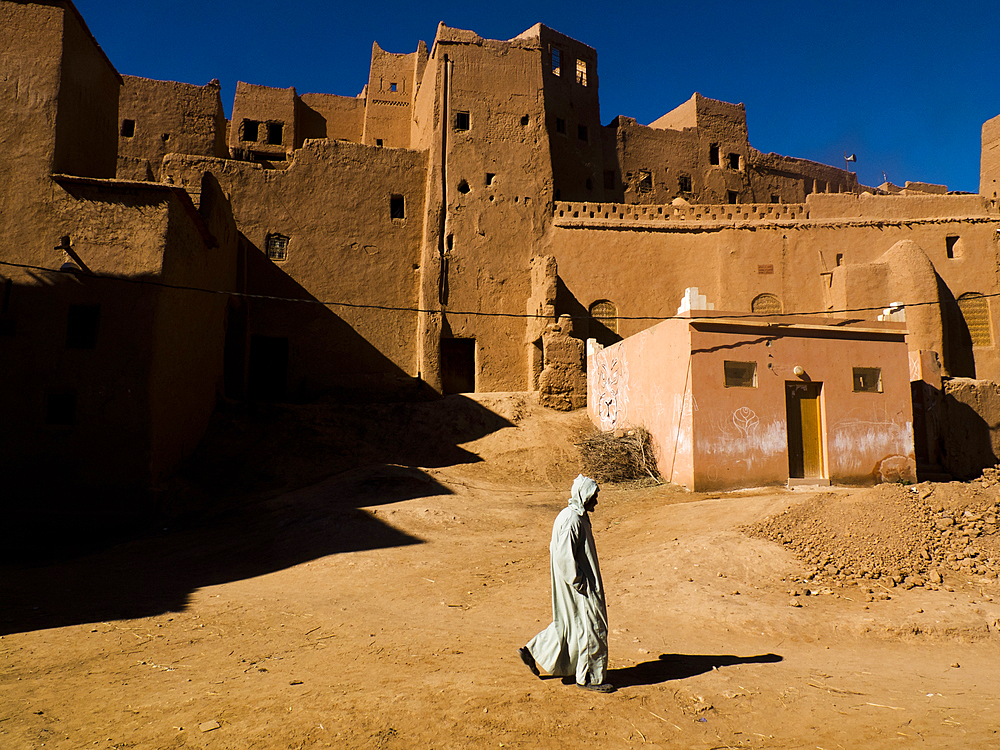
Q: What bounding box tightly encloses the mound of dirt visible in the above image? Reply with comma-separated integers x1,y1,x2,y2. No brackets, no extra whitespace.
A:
744,481,1000,591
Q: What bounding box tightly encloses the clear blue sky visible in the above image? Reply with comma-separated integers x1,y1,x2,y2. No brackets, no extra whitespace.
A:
75,0,997,193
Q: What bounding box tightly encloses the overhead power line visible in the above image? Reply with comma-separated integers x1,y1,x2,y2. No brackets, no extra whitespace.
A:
0,258,984,323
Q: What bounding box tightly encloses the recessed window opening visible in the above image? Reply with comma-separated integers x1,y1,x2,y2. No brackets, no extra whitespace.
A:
724,360,757,388
520,114,529,126
835,253,844,266
266,122,283,145
457,180,470,194
816,179,826,193
946,235,961,259
265,233,289,261
551,47,561,76
678,173,692,192
727,153,740,170
589,300,618,334
376,138,384,147
852,367,883,393
604,170,615,190
389,82,398,92
120,119,135,138
709,143,720,165
242,119,260,142
637,170,653,193
455,111,470,131
727,191,738,204
770,194,780,203
576,59,588,86
555,118,566,134
46,392,76,426
66,304,100,349
578,124,588,142
390,194,406,219
485,173,495,186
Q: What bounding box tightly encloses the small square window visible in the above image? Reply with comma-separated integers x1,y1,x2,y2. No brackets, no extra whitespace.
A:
265,233,289,261
455,111,470,131
120,119,135,138
727,191,739,205
709,143,720,165
46,392,76,426
728,153,741,170
555,118,566,134
266,122,283,145
578,124,588,142
390,194,405,220
576,59,588,86
66,304,99,349
770,194,780,204
551,47,561,76
376,138,384,147
242,120,260,142
389,82,398,92
485,173,495,186
853,367,882,393
678,173,692,192
724,361,757,388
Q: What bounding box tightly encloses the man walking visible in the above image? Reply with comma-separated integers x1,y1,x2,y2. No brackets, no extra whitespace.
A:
519,475,613,693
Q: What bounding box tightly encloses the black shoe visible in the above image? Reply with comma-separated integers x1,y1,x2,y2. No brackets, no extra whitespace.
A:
518,647,540,677
577,681,615,693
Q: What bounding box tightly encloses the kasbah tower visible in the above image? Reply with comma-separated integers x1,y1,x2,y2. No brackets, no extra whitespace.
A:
2,0,1000,495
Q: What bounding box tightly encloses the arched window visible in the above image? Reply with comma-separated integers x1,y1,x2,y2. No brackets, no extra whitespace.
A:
751,293,782,315
958,292,992,346
590,300,618,334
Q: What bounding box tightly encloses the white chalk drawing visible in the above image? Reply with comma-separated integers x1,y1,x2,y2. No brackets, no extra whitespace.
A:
830,402,914,474
908,356,920,382
592,348,630,431
732,407,759,438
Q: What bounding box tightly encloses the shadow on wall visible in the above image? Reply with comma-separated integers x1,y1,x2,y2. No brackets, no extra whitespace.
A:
939,383,1000,480
0,394,516,636
240,239,425,403
554,277,622,348
939,277,976,378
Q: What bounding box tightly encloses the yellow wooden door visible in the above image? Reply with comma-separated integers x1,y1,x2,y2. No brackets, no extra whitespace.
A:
786,382,824,478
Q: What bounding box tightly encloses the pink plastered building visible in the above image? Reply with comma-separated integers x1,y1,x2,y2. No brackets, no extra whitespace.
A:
587,307,916,490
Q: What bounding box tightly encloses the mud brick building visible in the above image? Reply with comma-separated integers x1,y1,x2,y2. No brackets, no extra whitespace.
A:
2,0,999,491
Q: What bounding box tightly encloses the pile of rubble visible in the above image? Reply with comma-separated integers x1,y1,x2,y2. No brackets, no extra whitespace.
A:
744,481,1000,591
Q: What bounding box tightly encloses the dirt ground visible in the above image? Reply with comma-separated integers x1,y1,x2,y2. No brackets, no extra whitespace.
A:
3,393,1000,749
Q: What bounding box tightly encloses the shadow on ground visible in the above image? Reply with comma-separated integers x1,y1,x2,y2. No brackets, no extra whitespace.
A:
0,395,516,636
608,652,784,687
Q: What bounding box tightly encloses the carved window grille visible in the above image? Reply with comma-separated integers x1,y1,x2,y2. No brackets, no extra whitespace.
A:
589,300,618,334
751,293,782,314
266,233,289,261
958,292,992,346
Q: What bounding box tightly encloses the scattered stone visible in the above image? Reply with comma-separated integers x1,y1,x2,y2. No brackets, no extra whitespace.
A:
199,720,220,732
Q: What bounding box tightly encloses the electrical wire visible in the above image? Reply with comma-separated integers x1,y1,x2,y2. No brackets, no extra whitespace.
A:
0,257,986,323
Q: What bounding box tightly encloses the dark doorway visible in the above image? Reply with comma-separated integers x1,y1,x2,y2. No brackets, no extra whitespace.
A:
441,338,475,394
785,382,824,479
248,335,289,401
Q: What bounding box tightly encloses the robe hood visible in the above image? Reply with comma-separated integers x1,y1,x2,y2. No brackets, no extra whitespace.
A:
568,474,599,515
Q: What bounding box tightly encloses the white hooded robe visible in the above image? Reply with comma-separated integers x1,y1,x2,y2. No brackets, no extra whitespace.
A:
526,475,608,686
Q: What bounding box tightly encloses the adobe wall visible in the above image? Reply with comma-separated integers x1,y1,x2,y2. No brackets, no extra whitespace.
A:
547,193,1000,382
51,0,121,178
229,82,296,160
298,92,364,144
361,41,426,148
982,114,1000,207
163,138,428,397
411,24,556,392
117,76,227,181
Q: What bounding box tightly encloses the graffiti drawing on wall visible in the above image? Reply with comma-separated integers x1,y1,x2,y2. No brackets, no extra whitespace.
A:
700,406,785,473
592,348,630,431
732,406,759,438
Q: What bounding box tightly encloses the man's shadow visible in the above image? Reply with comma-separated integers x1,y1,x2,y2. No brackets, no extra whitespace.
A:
604,652,783,688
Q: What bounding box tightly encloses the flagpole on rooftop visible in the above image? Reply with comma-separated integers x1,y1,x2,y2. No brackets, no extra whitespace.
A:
845,152,857,173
